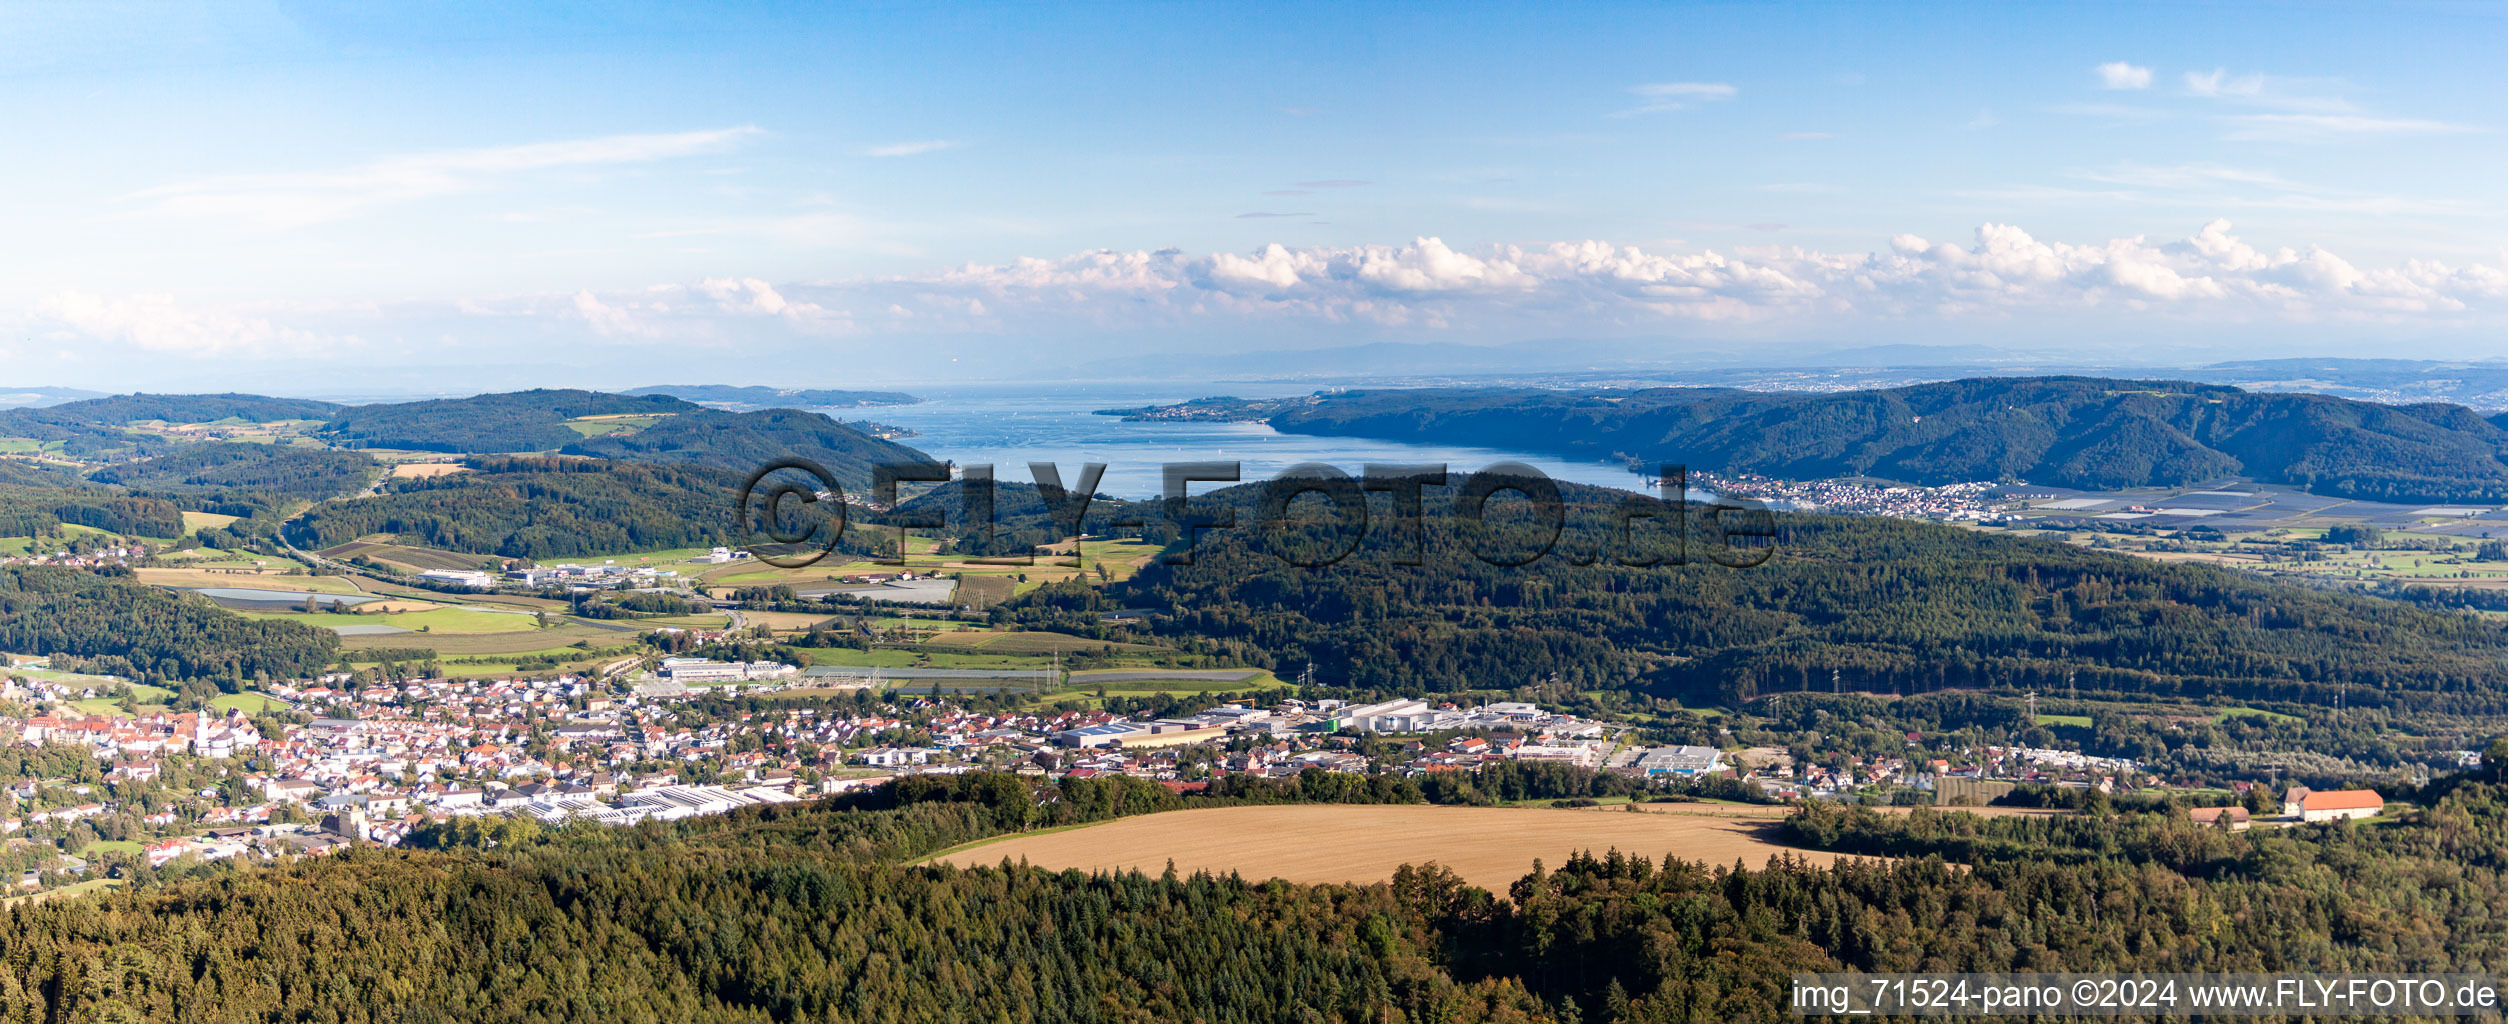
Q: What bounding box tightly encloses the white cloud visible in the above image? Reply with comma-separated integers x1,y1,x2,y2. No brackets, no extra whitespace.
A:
865,140,959,158
46,224,2508,361
757,222,2508,330
697,277,851,332
1614,81,1737,116
2183,68,2266,99
124,126,763,226
2096,62,2152,90
35,292,334,355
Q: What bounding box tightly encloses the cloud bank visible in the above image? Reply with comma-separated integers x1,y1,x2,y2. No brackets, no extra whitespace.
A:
17,222,2508,376
760,220,2508,333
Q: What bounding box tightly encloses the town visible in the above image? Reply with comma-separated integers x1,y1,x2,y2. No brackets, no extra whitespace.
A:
0,647,2404,898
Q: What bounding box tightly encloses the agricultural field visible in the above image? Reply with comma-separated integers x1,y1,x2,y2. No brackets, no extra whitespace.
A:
1982,520,2508,592
923,803,1846,893
0,523,155,555
320,539,500,573
211,692,292,714
179,510,241,534
387,462,469,479
739,610,842,630
919,630,1155,655
953,575,1014,608
564,413,671,437
1047,537,1164,583
241,606,541,634
0,878,122,908
341,622,620,656
697,533,1163,596
1039,672,1283,708
133,563,364,593
3,667,133,690
148,546,266,565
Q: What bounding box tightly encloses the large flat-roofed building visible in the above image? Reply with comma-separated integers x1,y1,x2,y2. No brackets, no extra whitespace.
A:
1634,745,1723,776
417,568,494,590
659,660,798,684
1339,699,1434,733
1053,721,1144,749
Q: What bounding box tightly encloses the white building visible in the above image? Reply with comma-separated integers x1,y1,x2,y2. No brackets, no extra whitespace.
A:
1339,699,1435,733
2285,787,2384,822
417,568,494,590
659,660,799,684
1633,745,1724,776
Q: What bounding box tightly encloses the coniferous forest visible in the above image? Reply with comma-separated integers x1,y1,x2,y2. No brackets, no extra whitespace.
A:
7,769,2508,1023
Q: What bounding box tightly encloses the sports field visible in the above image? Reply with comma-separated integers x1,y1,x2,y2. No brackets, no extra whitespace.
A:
924,803,1844,892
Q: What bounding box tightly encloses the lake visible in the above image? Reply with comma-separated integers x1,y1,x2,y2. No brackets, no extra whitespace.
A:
830,381,1662,501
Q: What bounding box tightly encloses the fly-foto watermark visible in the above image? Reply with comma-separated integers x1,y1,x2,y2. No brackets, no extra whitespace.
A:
734,459,1774,570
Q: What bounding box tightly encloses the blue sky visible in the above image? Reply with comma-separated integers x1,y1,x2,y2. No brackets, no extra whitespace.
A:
4,1,2505,392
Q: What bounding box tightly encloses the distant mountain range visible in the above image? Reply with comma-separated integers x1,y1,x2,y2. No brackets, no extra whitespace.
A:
1155,375,2508,504
2185,358,2508,410
622,385,919,408
0,386,107,409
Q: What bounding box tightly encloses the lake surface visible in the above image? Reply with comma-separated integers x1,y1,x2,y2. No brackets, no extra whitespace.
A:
833,381,1660,501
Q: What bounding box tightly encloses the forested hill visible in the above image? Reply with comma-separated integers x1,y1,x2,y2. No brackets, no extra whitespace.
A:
1256,376,2508,502
315,389,698,453
994,483,2508,712
560,406,932,478
87,442,377,500
283,456,749,560
0,566,339,688
46,392,341,423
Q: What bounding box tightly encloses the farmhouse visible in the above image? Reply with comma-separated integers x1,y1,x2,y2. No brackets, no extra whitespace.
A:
2188,806,2251,831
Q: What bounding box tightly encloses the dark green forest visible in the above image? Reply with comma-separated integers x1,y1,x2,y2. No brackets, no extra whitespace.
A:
0,490,185,540
1260,377,2508,503
281,455,754,559
0,566,339,688
9,769,2508,1022
86,442,376,501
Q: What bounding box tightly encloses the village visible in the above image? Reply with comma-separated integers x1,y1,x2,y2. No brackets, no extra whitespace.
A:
1689,471,2025,522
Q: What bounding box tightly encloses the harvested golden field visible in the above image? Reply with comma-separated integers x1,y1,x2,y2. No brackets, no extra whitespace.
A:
925,803,1847,893
388,462,470,478
742,610,841,630
132,567,367,594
